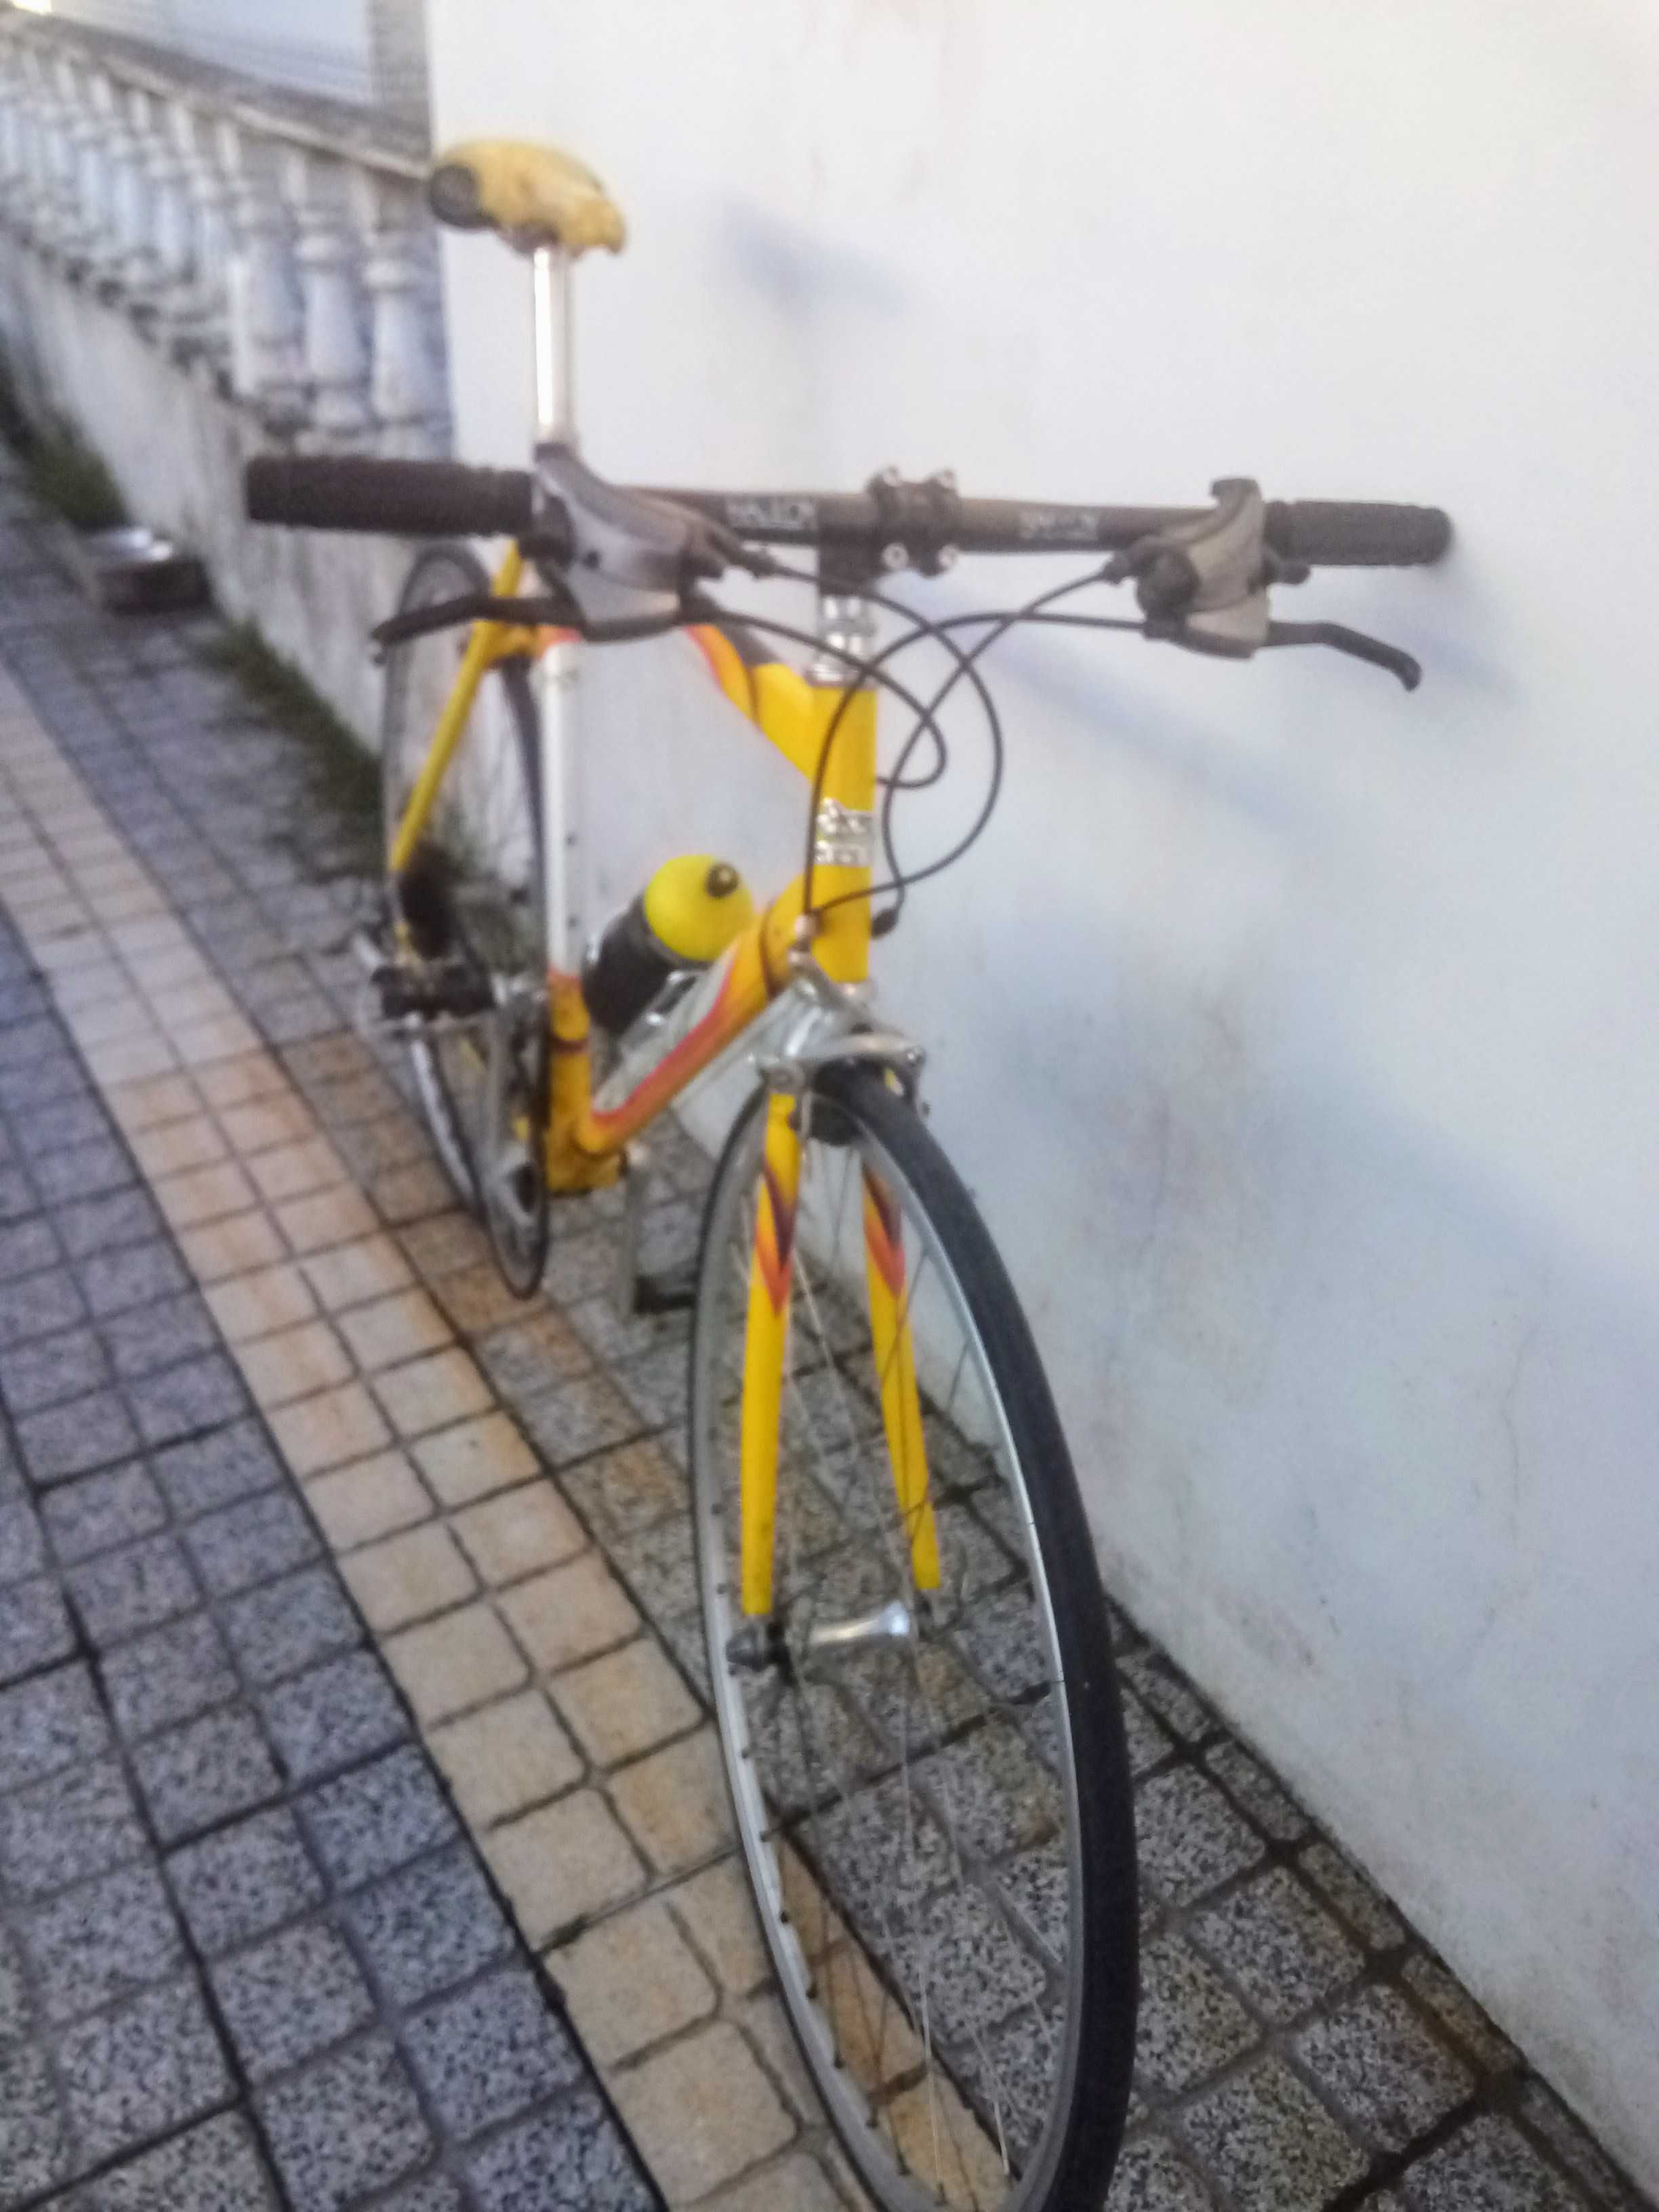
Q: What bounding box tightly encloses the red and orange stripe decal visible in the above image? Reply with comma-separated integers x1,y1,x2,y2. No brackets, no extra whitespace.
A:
753,1155,798,1315
862,1166,941,1591
687,623,759,722
739,1094,802,1614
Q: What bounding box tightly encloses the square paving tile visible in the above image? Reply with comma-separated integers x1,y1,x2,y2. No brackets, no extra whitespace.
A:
134,1704,283,1843
342,1523,476,1633
222,1565,362,1687
610,2018,794,2204
609,1727,733,1875
403,1963,583,2139
74,2110,276,2210
1104,2133,1218,2211
428,1689,583,1830
0,1753,148,1898
303,1450,432,1550
1135,1929,1259,2097
0,1495,46,1584
385,1603,528,1723
213,1917,375,2081
185,1488,319,1597
0,1663,108,1785
1401,2114,1587,2211
0,1321,111,1412
556,1896,718,2065
499,1553,639,1676
18,1388,140,1483
558,1436,686,1547
103,1611,240,1740
410,1410,537,1507
1297,1984,1473,2153
0,2039,70,2200
1136,1767,1266,1906
260,1650,408,1783
0,1263,85,1347
1179,2053,1368,2212
371,1348,493,1438
554,1638,701,1769
101,1291,222,1381
516,1373,641,1467
127,1351,249,1446
451,1479,585,1586
1299,1838,1407,1950
150,1419,285,1521
55,1188,165,1265
299,1745,457,1891
1189,1866,1364,2025
344,1841,511,2007
466,2091,655,2212
0,1574,75,1682
57,1975,232,2167
473,1311,593,1400
268,1381,392,1478
68,1534,201,1646
20,1860,185,2023
169,1805,327,1956
483,1790,646,1944
41,1463,167,1563
258,2031,433,2212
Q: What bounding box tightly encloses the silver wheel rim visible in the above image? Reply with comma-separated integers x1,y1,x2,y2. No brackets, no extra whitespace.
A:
691,1090,1088,2212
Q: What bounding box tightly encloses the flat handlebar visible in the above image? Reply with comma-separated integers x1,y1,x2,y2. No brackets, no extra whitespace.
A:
243,456,1450,570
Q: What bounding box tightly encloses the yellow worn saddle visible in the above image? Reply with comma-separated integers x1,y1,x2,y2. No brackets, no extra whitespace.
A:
427,139,626,257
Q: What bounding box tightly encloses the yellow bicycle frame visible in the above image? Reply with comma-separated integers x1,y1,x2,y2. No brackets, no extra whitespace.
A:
386,578,941,1615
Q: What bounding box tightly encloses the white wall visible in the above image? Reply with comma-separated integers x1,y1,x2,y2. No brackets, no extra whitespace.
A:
426,1,1659,2185
50,0,375,105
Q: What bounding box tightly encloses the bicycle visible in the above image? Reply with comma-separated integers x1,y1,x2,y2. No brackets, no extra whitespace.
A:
247,135,1451,2212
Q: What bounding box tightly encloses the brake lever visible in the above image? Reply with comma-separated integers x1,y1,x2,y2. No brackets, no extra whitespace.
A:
1264,619,1422,691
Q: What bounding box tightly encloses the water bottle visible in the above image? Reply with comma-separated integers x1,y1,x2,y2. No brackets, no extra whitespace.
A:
581,855,754,1035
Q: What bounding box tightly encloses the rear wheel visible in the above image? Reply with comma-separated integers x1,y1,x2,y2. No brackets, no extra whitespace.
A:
690,1067,1138,2212
379,544,549,1293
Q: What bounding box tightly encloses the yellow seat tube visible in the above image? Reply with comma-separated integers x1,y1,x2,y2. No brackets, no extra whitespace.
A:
739,1092,802,1616
388,544,524,878
862,1168,941,1591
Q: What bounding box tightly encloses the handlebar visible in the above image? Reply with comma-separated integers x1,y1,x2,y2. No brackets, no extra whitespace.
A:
244,455,1450,571
245,457,545,545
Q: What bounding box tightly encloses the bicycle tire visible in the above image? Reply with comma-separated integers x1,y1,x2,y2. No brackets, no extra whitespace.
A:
689,1065,1137,2212
379,544,549,1291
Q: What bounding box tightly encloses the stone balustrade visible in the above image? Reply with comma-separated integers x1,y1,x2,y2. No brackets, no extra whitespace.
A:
0,11,449,454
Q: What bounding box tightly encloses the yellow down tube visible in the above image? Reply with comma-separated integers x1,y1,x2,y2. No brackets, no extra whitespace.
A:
739,1093,801,1616
862,1167,941,1591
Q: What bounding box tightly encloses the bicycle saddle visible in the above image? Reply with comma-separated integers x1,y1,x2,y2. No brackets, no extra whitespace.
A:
427,140,626,257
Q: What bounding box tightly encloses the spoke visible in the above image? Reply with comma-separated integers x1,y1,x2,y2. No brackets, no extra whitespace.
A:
703,1099,1087,2211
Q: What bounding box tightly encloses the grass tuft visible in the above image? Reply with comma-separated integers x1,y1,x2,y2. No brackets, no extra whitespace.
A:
24,429,128,533
199,621,381,859
0,342,127,529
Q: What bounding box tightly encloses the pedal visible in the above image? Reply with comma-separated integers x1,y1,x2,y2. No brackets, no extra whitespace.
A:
350,926,493,1038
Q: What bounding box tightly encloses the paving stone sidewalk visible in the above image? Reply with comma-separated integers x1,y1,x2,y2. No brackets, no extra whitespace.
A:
0,459,1649,2212
0,942,658,2212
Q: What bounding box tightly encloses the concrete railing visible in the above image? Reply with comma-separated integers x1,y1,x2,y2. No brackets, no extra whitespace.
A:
0,9,454,739
0,9,449,455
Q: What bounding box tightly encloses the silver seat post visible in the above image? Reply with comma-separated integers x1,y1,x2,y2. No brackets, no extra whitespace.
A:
529,241,584,974
531,243,575,449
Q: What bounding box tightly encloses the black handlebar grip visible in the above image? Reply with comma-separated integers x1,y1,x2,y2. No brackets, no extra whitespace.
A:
244,457,536,539
1265,500,1452,567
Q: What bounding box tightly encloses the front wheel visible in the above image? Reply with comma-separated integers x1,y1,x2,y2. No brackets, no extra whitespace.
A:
689,1068,1137,2212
